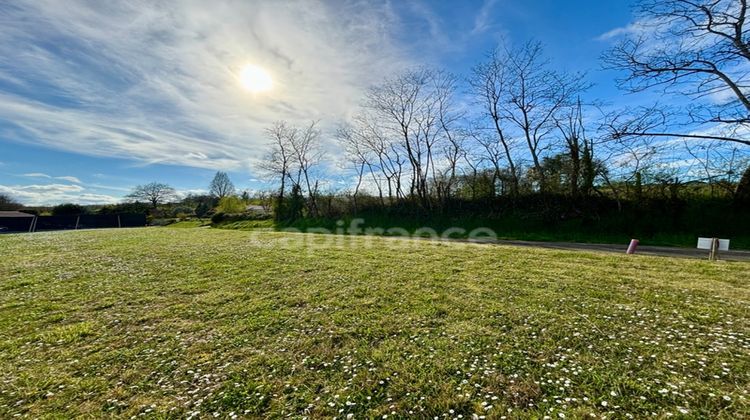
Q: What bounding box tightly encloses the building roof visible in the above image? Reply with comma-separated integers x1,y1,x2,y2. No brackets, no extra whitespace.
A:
246,204,268,213
0,211,35,218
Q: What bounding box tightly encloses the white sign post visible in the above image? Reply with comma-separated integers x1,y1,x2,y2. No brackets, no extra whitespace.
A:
697,237,730,261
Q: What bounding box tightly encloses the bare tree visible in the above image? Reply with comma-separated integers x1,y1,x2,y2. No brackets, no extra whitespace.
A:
289,121,323,217
432,71,465,202
209,171,235,200
337,123,375,211
470,49,520,195
260,120,322,218
598,131,661,205
126,182,177,209
502,41,589,192
556,98,597,197
260,121,296,212
365,70,419,200
0,193,23,211
684,140,749,196
460,147,487,199
603,0,750,147
470,128,506,196
365,68,451,206
359,112,405,202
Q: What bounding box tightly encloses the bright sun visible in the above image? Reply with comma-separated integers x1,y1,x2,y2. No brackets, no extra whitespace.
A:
239,64,273,93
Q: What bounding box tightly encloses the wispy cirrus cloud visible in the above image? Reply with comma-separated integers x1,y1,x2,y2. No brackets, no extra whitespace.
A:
0,0,416,172
55,176,82,184
596,21,649,41
595,16,670,42
472,0,500,35
22,172,81,183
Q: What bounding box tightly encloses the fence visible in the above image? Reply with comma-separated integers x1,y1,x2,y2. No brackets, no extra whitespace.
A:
0,214,147,233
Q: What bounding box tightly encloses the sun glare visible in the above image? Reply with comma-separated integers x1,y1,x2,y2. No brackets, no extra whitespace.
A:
239,64,273,93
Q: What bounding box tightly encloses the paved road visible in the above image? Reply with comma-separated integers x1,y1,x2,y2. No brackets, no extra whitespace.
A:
386,234,750,261
470,239,750,262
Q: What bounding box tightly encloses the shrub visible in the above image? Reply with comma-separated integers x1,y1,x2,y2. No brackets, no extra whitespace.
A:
52,203,86,216
195,201,213,218
171,206,195,218
736,166,750,205
274,185,304,222
98,202,150,215
211,212,227,224
217,196,246,213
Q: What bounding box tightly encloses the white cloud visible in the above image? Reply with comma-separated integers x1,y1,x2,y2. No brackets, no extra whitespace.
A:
472,0,499,35
0,183,119,206
174,188,210,200
596,22,647,41
0,0,415,172
21,172,82,183
56,176,82,183
596,17,670,42
22,173,51,179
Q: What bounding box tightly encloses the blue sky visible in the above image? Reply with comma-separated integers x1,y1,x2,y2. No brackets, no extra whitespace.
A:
0,0,645,205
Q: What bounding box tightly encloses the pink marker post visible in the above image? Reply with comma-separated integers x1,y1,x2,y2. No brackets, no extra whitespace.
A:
626,239,639,255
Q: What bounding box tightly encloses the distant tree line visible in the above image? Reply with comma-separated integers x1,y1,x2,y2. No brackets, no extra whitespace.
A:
4,171,253,223
116,171,271,224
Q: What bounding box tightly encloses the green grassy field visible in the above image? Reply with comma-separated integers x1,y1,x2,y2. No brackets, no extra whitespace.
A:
0,228,748,418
